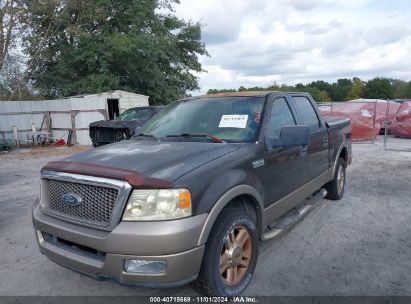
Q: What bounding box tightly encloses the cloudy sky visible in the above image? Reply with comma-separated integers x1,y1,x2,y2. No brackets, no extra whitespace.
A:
174,0,411,94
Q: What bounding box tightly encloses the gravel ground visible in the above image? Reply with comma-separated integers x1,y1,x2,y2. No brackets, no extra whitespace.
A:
0,138,410,296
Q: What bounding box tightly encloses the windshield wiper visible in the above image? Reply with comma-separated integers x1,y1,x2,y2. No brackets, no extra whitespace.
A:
166,133,225,143
135,133,158,140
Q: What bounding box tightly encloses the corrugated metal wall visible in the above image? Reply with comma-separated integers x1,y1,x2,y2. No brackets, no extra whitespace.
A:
0,98,106,146
118,96,150,113
0,92,150,146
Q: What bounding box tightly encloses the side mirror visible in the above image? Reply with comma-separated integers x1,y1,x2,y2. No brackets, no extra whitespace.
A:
266,125,310,149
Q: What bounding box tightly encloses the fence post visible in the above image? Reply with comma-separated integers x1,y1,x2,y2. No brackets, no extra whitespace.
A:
384,100,389,150
372,100,377,144
12,126,19,147
70,110,78,145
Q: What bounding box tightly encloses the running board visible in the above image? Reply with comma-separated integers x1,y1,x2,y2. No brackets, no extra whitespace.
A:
261,188,327,241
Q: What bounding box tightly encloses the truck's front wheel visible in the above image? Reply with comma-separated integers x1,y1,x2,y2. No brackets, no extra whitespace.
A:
195,209,259,296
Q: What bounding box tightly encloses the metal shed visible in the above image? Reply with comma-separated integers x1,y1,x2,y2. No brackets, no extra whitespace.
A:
0,90,149,146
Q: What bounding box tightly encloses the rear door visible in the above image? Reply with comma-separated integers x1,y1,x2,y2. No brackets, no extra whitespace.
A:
289,95,329,181
263,96,308,208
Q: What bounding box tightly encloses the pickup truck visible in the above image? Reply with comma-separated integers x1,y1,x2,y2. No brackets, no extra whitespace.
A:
89,106,163,147
32,91,352,296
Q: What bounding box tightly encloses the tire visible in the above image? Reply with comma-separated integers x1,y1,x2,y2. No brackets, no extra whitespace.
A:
92,141,102,148
325,157,346,200
194,209,259,296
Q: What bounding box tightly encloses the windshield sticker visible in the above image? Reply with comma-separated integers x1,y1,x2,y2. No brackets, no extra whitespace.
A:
219,115,249,128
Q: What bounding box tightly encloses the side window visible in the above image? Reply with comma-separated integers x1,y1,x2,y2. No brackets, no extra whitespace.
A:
266,98,296,138
292,96,320,128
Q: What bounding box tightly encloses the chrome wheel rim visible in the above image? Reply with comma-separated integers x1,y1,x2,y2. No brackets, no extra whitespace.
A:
220,225,252,286
337,165,345,194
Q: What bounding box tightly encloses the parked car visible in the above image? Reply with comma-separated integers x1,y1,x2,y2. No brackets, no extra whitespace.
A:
89,106,163,147
33,92,352,296
348,99,400,135
391,100,411,138
320,99,400,141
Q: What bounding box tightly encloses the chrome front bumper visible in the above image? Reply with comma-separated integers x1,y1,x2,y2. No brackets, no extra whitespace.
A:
33,200,207,287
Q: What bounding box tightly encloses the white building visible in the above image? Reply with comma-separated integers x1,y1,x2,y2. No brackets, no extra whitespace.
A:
0,90,149,146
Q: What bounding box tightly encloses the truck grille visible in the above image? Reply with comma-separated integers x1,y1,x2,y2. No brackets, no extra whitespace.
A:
43,179,119,228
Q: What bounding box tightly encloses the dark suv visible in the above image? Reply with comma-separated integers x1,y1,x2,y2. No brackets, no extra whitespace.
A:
89,106,163,147
33,92,351,296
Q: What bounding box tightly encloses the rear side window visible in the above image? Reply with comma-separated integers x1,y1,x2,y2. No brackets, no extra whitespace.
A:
292,96,320,128
119,108,153,121
266,98,296,138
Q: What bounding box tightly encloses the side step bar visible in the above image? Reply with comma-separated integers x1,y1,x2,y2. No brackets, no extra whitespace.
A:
261,188,327,241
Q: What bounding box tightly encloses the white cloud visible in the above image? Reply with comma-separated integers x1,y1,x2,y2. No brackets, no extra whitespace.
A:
286,0,323,11
174,0,411,94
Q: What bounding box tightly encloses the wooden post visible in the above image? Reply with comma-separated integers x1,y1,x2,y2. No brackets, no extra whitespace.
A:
31,123,37,145
70,110,78,145
12,126,20,147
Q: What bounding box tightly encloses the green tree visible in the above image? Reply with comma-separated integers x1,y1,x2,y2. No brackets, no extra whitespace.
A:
0,54,38,100
319,90,331,102
407,81,411,99
346,77,364,100
330,78,353,101
206,76,411,101
301,86,321,101
391,79,408,99
278,84,295,92
0,0,26,71
24,0,208,104
0,0,34,100
308,80,332,97
364,77,394,99
207,88,236,94
266,81,281,91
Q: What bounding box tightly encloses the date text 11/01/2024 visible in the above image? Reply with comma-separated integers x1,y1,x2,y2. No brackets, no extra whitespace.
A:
149,297,257,302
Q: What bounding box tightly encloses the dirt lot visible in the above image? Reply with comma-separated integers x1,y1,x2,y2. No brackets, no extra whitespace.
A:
0,139,410,296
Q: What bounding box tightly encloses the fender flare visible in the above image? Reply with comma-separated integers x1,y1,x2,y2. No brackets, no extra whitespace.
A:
332,143,348,177
197,185,264,246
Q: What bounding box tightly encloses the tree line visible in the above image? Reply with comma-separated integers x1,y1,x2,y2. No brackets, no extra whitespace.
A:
0,0,207,104
207,77,411,102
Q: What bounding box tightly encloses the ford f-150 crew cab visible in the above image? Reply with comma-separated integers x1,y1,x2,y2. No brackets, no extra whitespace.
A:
33,91,352,296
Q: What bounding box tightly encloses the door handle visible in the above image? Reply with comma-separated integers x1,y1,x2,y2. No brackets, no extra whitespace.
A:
323,137,329,147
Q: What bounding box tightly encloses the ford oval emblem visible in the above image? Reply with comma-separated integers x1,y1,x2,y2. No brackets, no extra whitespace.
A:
62,193,83,206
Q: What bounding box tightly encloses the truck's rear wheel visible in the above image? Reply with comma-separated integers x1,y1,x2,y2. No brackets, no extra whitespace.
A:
195,209,258,296
325,157,346,200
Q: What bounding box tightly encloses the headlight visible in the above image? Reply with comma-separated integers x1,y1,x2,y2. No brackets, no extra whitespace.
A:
122,189,192,221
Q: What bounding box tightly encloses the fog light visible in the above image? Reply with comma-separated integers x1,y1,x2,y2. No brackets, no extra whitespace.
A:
124,259,167,274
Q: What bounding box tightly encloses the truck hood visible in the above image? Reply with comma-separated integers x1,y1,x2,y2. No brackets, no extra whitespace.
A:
49,140,240,183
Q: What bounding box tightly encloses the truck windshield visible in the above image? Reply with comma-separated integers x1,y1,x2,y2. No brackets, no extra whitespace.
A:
136,97,265,143
118,108,152,121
